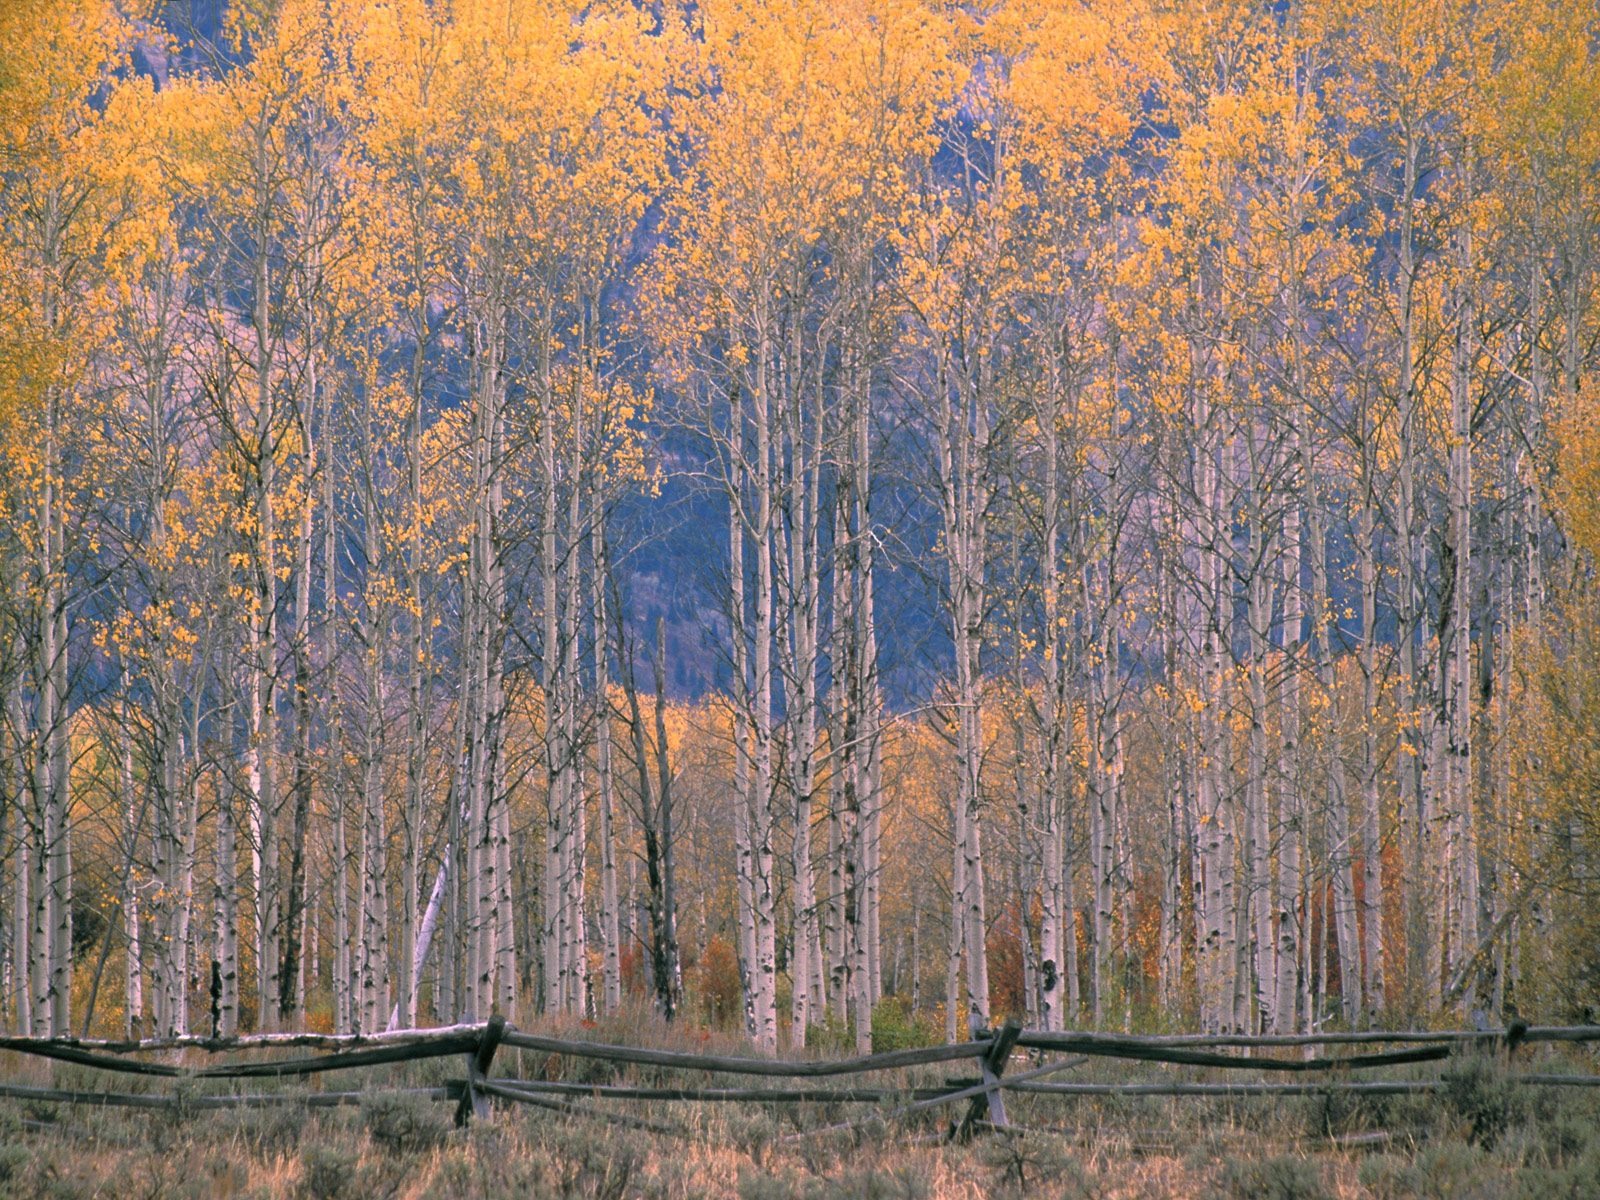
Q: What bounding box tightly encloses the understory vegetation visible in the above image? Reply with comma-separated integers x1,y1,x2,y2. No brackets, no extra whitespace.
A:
2,1023,1597,1199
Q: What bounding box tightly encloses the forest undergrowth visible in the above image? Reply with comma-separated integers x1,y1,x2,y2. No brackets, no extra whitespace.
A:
2,1020,1597,1200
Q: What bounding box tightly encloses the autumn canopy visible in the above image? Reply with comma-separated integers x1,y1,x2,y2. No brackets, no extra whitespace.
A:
1,0,1598,1049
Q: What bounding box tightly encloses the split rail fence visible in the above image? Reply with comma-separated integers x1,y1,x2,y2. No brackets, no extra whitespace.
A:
1,1019,1597,1140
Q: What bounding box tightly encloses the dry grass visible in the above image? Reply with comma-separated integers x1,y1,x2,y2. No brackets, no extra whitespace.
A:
1,1025,1597,1199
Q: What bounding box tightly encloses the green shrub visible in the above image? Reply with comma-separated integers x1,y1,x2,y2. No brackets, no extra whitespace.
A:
361,1091,450,1154
816,1168,931,1200
1536,1108,1598,1165
979,1134,1094,1198
221,1102,309,1158
1358,1148,1508,1200
1301,1084,1390,1139
1512,1145,1600,1200
1357,1154,1420,1200
1412,1142,1493,1199
795,995,940,1055
298,1144,359,1200
869,998,939,1053
1442,1057,1527,1147
1213,1155,1330,1200
736,1167,931,1200
723,1109,780,1167
516,1120,647,1200
737,1169,802,1200
803,1012,854,1055
0,1143,33,1185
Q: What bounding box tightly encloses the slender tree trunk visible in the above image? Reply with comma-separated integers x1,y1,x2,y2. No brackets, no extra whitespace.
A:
594,530,622,1015
1443,178,1479,1008
1394,127,1433,1014
117,691,144,1035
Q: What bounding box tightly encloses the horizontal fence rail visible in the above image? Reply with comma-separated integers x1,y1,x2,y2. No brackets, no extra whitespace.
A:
0,1022,488,1055
1,1021,1596,1138
0,1032,481,1079
0,1081,460,1110
499,1029,991,1076
1012,1033,1455,1071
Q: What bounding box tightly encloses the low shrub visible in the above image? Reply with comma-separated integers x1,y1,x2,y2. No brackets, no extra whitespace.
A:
221,1102,311,1159
1412,1142,1494,1199
1212,1155,1329,1200
979,1134,1095,1198
870,999,939,1054
1356,1153,1420,1200
1441,1057,1527,1147
736,1166,931,1200
0,1143,33,1185
361,1090,450,1154
1512,1145,1600,1200
297,1144,359,1200
1358,1147,1508,1200
803,1013,855,1056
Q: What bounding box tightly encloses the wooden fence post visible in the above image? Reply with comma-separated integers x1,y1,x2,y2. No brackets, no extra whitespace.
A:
1505,1019,1528,1068
953,1019,1022,1141
456,1014,507,1128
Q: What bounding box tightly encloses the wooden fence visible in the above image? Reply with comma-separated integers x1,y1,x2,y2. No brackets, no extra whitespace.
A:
1,1020,1597,1140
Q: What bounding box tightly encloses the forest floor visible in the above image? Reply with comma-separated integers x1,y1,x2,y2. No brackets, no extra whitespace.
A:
1,1025,1597,1199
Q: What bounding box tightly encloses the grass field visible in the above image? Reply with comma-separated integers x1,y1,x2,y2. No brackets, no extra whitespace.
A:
2,1022,1598,1199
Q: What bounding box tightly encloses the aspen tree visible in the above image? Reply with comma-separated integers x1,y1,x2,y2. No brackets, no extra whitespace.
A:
1327,0,1474,1010
650,0,955,1049
0,0,142,1036
176,0,349,1029
345,0,458,1031
899,126,1017,1034
992,0,1150,1030
5,0,1599,1047
594,529,622,1015
614,590,683,1020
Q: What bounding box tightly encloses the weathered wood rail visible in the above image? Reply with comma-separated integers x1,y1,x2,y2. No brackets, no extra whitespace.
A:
1,1021,1595,1138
